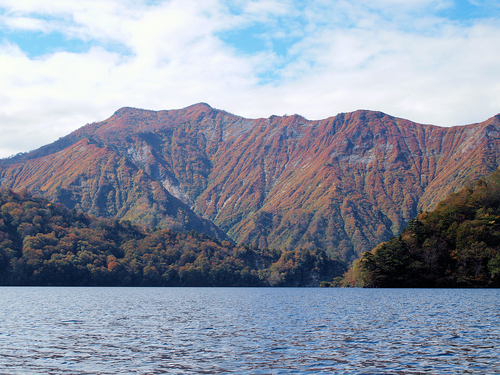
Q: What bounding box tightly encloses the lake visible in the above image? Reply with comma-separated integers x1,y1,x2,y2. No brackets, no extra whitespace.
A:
0,287,498,374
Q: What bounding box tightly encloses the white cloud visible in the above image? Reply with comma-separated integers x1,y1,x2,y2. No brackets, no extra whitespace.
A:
2,16,49,31
0,0,499,157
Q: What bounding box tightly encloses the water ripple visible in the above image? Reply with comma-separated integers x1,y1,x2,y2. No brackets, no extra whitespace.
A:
0,287,499,374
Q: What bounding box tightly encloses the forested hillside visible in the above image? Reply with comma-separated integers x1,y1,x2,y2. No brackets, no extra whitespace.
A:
341,169,500,287
0,189,345,286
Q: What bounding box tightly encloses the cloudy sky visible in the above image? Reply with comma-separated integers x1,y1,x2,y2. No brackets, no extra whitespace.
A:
0,0,499,158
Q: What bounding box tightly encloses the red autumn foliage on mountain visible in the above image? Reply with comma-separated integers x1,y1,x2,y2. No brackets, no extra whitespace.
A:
2,103,500,261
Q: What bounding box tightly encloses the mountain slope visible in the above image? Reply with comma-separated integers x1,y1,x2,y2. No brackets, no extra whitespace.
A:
212,111,500,260
0,136,228,240
1,103,500,261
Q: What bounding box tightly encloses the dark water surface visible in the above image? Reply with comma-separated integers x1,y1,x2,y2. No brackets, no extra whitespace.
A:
0,287,498,374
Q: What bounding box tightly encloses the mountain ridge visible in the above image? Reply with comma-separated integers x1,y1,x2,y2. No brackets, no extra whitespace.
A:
1,104,500,261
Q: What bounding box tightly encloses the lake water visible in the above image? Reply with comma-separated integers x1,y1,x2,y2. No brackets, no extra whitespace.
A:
0,288,498,374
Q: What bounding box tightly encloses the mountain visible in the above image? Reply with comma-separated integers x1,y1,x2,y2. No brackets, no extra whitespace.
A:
340,168,500,287
0,112,229,241
2,103,500,261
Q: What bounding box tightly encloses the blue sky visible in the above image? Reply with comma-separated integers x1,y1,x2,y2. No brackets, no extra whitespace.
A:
0,0,499,157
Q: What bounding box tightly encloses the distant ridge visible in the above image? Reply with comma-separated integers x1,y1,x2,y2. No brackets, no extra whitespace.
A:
1,104,500,261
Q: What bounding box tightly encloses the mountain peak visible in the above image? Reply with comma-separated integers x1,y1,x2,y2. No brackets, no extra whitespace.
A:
112,106,152,116
189,102,212,110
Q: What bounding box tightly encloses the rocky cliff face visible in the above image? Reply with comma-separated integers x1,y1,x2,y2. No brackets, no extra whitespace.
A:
2,103,500,261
